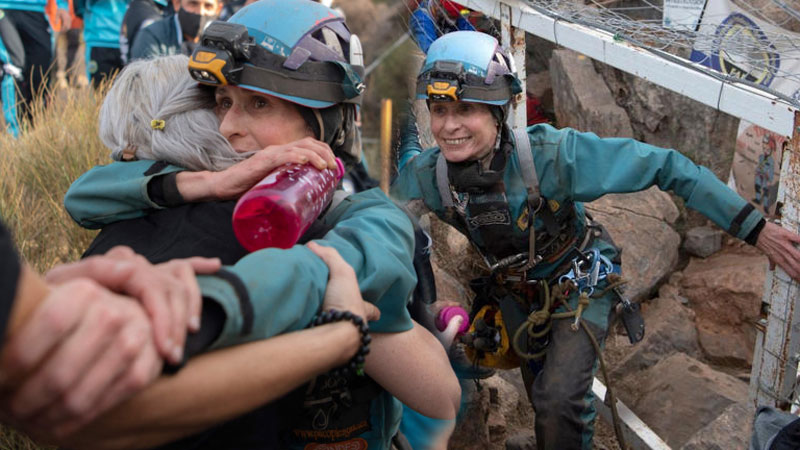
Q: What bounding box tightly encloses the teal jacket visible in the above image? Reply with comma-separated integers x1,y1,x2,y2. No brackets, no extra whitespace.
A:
64,160,416,349
392,124,763,278
130,14,181,60
76,0,128,48
64,160,416,448
0,0,67,13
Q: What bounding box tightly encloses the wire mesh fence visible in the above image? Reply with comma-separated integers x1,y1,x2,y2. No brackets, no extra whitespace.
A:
508,0,800,105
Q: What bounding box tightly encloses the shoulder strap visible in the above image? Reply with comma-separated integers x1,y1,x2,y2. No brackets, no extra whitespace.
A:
512,127,543,270
512,127,542,208
436,152,454,209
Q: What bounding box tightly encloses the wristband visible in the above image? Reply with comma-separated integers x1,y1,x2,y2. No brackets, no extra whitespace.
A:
745,218,767,246
311,309,371,377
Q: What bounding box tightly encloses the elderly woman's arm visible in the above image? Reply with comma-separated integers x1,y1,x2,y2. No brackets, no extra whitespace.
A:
367,323,461,420
67,161,417,349
57,322,364,449
308,243,460,420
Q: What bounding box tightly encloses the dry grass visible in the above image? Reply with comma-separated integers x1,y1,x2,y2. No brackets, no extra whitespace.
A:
0,84,111,272
0,84,113,449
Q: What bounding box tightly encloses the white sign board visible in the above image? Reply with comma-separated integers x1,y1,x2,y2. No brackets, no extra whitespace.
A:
663,0,706,30
690,0,800,217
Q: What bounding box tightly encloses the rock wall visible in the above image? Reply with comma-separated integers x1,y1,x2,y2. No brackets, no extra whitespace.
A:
550,49,635,138
592,62,740,181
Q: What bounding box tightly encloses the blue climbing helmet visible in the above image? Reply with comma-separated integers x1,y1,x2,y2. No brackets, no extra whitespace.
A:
187,0,365,163
417,31,521,107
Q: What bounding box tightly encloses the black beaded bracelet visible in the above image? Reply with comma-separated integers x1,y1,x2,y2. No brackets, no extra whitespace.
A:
311,309,371,377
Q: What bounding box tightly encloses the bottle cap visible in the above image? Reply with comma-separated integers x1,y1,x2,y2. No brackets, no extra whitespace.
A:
334,157,345,180
436,306,470,335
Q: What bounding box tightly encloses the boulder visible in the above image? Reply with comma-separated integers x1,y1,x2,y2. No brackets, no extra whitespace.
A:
680,401,755,450
680,243,768,366
593,63,739,181
505,432,536,450
428,214,487,289
609,281,701,378
450,373,533,450
432,262,471,306
549,49,634,138
586,186,681,302
683,226,723,258
450,381,491,449
620,353,748,448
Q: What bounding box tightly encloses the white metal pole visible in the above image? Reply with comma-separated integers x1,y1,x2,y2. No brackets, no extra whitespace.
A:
750,112,800,409
500,3,528,130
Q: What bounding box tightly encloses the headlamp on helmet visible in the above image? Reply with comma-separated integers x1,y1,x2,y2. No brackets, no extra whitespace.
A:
425,61,465,102
189,21,253,86
417,31,523,106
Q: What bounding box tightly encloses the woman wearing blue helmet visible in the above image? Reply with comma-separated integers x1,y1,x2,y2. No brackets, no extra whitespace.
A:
60,0,459,448
392,30,800,450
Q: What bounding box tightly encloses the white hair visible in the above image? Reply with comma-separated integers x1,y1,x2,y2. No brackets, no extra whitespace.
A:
100,55,245,171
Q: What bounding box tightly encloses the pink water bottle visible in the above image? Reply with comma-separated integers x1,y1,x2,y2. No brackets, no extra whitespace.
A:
232,158,345,251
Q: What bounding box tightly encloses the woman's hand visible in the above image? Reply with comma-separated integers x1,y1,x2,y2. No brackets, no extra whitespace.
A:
45,247,222,365
756,221,800,280
307,242,380,323
177,137,337,202
0,278,161,439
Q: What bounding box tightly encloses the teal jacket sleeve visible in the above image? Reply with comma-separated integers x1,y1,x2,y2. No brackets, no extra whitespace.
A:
530,124,764,240
185,188,416,350
391,156,425,204
63,161,183,229
66,165,416,349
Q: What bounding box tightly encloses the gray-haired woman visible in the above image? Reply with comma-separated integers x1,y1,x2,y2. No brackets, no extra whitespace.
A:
99,55,245,172
62,44,458,449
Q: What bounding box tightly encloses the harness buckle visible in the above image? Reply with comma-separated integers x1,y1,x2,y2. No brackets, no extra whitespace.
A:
487,253,528,272
558,248,614,296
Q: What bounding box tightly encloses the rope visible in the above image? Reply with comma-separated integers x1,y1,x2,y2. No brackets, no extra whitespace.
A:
507,274,631,450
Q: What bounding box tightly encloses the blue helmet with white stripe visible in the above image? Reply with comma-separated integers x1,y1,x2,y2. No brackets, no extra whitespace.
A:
188,0,365,163
417,31,521,106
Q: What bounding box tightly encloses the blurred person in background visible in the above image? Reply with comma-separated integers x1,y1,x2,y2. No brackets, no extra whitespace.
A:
74,0,129,86
129,0,221,61
47,0,89,90
219,0,255,20
120,0,178,64
0,0,71,136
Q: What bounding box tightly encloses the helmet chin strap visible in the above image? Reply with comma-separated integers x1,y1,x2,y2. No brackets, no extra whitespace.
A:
479,120,503,168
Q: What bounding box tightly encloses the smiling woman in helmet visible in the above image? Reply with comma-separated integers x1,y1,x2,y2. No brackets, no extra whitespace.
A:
392,30,800,450
61,1,459,449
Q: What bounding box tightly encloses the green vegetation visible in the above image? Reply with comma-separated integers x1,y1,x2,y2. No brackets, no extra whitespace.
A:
0,87,108,274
